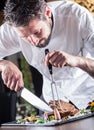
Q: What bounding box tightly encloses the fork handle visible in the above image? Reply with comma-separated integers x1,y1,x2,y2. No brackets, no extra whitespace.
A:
45,49,53,75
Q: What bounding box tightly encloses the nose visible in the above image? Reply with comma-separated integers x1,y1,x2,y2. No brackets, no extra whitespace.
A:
28,35,39,46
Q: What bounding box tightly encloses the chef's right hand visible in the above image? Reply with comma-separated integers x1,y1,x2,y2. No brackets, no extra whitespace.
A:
0,60,24,92
44,50,80,68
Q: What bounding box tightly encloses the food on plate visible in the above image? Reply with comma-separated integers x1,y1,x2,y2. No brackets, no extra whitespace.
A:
17,115,39,124
17,100,94,125
87,100,94,112
24,115,39,122
44,100,80,120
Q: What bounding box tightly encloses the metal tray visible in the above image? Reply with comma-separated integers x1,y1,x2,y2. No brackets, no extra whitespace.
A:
1,112,94,127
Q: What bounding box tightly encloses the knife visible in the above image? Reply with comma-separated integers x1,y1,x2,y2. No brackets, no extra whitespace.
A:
19,87,53,112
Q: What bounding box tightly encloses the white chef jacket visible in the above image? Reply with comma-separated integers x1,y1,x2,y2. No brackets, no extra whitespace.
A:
0,0,94,109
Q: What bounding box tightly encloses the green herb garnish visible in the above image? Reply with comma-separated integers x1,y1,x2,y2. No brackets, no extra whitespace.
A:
36,119,45,123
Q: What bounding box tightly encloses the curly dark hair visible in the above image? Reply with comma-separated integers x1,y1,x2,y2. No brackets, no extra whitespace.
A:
4,0,47,26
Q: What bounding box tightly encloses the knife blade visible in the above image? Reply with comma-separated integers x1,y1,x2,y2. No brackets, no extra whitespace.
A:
19,87,53,112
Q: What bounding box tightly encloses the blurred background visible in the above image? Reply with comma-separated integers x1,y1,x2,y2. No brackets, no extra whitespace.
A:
0,0,94,124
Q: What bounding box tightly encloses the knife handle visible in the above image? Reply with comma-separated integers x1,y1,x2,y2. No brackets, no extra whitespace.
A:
45,49,53,75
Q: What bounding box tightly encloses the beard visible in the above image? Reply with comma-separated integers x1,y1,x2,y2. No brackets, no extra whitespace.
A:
36,33,51,48
36,18,53,48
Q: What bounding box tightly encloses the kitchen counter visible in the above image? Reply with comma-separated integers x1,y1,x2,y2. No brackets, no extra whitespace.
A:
0,116,94,130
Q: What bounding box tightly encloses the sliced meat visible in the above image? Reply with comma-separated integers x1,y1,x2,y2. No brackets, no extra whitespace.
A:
48,100,79,119
53,107,61,120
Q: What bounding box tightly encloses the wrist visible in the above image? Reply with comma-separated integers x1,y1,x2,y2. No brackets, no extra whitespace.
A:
0,60,8,72
76,56,86,69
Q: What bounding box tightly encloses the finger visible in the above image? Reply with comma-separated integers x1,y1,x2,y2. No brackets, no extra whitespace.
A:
56,56,67,67
51,55,63,67
8,76,18,90
14,78,24,92
48,50,57,57
6,75,14,89
44,50,57,66
49,51,61,64
58,60,67,67
3,75,14,89
14,80,20,92
1,73,8,85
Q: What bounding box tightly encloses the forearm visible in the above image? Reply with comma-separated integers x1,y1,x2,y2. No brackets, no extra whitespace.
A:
76,57,94,77
44,50,94,77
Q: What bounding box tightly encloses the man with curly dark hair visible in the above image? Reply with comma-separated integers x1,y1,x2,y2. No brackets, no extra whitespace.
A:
0,0,94,110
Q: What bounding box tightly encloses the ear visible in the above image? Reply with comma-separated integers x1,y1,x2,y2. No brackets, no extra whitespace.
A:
45,6,52,18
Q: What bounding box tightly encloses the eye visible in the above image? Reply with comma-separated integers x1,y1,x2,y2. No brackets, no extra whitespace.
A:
34,31,39,35
34,29,41,37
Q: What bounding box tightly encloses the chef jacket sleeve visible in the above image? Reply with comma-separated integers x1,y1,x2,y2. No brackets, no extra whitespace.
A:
80,9,94,58
0,22,21,59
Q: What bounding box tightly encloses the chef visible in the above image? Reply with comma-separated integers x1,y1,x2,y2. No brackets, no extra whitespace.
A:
0,0,94,109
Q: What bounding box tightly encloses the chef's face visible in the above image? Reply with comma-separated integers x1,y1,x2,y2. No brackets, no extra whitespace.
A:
13,17,52,48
